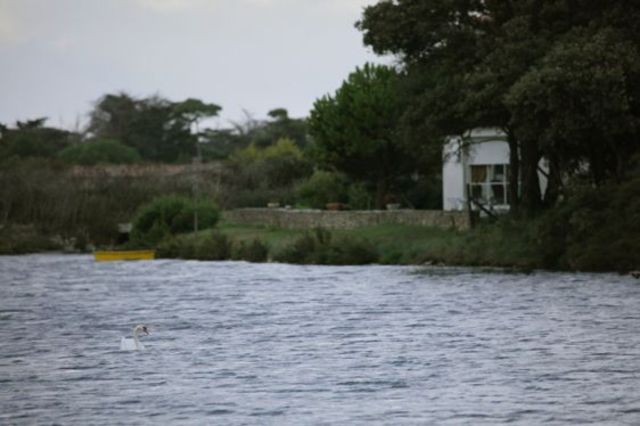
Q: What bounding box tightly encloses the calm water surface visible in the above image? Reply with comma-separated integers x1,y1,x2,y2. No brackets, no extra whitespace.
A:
1,254,640,424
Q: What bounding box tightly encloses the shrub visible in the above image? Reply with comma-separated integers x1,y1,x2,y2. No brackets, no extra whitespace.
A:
274,228,378,265
322,236,378,265
130,195,220,247
295,170,349,208
155,235,183,258
0,224,60,254
58,138,140,165
347,182,373,210
232,239,269,262
227,139,312,189
194,232,232,260
274,232,317,264
156,231,231,260
171,202,222,234
1,126,74,160
535,178,640,272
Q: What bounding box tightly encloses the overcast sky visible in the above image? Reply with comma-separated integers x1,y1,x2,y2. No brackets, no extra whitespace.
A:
0,0,388,130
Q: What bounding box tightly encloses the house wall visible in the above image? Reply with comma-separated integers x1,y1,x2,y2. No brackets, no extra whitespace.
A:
442,138,466,211
442,129,510,211
442,128,549,211
466,140,510,165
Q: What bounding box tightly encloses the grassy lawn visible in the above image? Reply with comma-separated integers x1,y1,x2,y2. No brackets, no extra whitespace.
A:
217,221,455,262
213,219,542,268
217,221,306,253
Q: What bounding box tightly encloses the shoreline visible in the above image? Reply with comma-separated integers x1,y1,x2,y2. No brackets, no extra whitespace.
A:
2,221,638,275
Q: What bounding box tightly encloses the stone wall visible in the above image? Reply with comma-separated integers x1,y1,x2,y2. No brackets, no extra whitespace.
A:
224,208,470,231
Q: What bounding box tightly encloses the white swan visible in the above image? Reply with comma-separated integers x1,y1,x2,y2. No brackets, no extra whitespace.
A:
120,324,150,351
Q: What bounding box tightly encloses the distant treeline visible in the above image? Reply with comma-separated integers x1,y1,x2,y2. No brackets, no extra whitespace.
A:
0,96,308,164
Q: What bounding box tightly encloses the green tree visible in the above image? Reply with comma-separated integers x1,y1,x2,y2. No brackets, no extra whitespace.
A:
227,138,311,189
357,0,640,215
308,63,416,208
295,170,349,209
173,98,222,129
88,93,221,162
87,93,137,142
244,108,309,149
506,27,640,188
0,118,77,160
198,128,247,160
58,138,141,165
130,195,220,246
173,98,222,159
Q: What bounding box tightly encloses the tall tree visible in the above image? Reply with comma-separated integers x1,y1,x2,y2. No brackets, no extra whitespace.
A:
88,93,222,162
172,98,222,160
309,63,417,208
247,108,309,149
88,93,138,142
357,0,640,215
173,98,222,133
506,27,640,187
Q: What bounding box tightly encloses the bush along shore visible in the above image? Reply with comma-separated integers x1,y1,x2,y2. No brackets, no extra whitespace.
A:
145,179,640,273
151,221,536,269
2,178,638,273
152,215,636,273
2,212,638,273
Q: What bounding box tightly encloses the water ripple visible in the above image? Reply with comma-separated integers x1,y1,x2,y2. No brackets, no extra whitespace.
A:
1,254,640,424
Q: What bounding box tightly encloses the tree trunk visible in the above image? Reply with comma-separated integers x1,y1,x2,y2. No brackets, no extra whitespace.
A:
506,129,520,215
542,157,561,208
375,176,388,209
520,138,542,217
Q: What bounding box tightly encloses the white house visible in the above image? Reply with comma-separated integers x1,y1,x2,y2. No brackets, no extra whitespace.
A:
442,128,547,212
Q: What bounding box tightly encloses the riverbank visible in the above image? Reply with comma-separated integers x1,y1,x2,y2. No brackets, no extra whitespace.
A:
2,214,637,273
153,206,639,273
154,220,542,270
0,224,63,255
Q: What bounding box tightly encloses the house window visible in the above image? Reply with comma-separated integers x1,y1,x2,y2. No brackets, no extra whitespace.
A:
468,164,509,205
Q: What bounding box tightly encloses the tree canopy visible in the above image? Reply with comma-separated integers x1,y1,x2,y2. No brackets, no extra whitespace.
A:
87,93,221,162
309,63,422,208
357,0,640,215
58,138,141,165
0,118,77,160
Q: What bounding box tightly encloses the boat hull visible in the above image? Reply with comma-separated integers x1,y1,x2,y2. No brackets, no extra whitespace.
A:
94,250,156,262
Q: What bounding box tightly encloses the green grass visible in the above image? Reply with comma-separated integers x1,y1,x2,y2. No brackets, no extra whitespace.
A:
216,222,452,264
339,224,465,264
217,221,305,254
210,220,543,268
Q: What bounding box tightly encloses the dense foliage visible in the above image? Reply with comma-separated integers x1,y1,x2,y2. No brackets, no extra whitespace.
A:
220,138,313,208
294,170,350,209
535,178,640,271
200,108,309,160
58,139,141,165
0,118,77,159
273,228,378,265
130,195,220,247
357,0,640,216
309,63,426,208
87,94,222,162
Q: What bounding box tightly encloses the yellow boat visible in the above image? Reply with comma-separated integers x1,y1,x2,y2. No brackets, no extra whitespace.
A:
94,250,156,262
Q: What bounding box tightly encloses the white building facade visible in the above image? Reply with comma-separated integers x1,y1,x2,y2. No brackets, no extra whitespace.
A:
442,128,547,212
